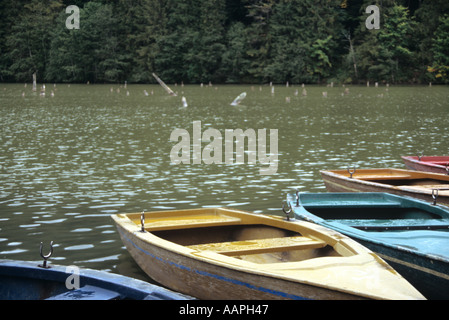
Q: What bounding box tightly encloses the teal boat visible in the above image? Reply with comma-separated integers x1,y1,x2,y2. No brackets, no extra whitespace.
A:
287,192,449,300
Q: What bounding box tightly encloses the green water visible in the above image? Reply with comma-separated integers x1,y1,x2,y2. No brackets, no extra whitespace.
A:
0,82,448,281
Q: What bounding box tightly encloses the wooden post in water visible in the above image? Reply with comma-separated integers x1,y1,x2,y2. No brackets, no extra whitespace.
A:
32,73,37,92
152,73,177,96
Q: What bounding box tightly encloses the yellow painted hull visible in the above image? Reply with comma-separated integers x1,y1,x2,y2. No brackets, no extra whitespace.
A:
321,168,449,206
111,208,425,300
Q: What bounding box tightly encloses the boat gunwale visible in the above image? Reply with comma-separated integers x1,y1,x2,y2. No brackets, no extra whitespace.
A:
113,217,355,297
112,208,364,261
320,168,449,197
112,208,426,300
402,156,449,169
0,259,192,300
289,192,449,264
111,209,378,284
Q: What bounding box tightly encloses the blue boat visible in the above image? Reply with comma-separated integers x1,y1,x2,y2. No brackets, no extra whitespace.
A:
287,192,449,300
0,259,192,300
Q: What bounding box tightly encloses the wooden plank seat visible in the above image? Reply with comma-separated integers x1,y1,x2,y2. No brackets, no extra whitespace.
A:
143,214,242,231
354,174,412,181
187,236,327,256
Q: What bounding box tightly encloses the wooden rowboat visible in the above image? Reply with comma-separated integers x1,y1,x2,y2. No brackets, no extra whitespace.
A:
289,192,449,300
111,208,425,300
0,259,192,300
402,156,449,174
321,168,449,206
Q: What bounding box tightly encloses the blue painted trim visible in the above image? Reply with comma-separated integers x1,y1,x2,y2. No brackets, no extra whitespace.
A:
119,229,309,300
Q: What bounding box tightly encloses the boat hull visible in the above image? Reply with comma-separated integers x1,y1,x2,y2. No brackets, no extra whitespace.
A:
402,156,449,174
0,259,191,300
289,192,449,300
115,223,360,300
352,238,449,300
321,168,449,206
112,208,425,300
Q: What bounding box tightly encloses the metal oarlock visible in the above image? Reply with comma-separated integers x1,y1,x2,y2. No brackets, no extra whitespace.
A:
432,189,439,205
39,241,53,268
282,201,293,221
431,188,449,205
141,211,146,232
295,189,300,207
347,166,356,178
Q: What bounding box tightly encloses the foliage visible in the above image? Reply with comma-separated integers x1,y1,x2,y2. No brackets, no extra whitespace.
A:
46,2,129,83
1,0,449,84
4,0,63,82
352,2,415,83
428,14,449,83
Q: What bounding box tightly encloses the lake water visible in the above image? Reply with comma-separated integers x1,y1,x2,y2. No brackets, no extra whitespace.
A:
0,83,448,282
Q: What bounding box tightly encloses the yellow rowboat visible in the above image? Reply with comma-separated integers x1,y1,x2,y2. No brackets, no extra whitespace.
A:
111,208,425,300
321,168,449,206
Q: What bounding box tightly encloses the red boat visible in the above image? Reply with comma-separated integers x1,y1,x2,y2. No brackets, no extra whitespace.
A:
402,156,449,174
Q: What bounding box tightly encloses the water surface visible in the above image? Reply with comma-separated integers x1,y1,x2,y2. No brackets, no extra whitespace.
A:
1,83,448,281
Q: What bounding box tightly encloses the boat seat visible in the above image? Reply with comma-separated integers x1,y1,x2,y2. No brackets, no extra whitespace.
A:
328,219,449,231
354,174,412,181
187,236,327,256
143,214,242,231
45,285,121,300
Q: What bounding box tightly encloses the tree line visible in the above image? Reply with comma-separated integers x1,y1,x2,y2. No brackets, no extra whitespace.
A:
0,0,448,85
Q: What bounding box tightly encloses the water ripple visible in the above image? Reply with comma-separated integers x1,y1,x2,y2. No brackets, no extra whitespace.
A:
0,84,448,273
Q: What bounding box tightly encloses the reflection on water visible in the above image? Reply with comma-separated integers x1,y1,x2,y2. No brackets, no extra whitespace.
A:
1,83,448,281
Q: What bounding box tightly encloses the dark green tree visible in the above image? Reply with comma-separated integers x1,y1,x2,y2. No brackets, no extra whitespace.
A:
266,0,343,84
1,0,448,84
353,1,415,83
243,0,275,83
154,0,226,83
5,0,63,82
46,2,129,83
221,22,253,83
0,1,30,81
428,14,449,83
116,0,169,83
412,0,449,82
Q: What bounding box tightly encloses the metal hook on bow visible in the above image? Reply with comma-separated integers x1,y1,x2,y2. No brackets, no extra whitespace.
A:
347,166,356,178
432,188,449,205
282,201,293,221
432,189,439,205
140,210,146,232
39,241,53,268
295,189,300,207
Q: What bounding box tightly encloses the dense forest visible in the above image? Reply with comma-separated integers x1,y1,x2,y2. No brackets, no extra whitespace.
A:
0,0,448,85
